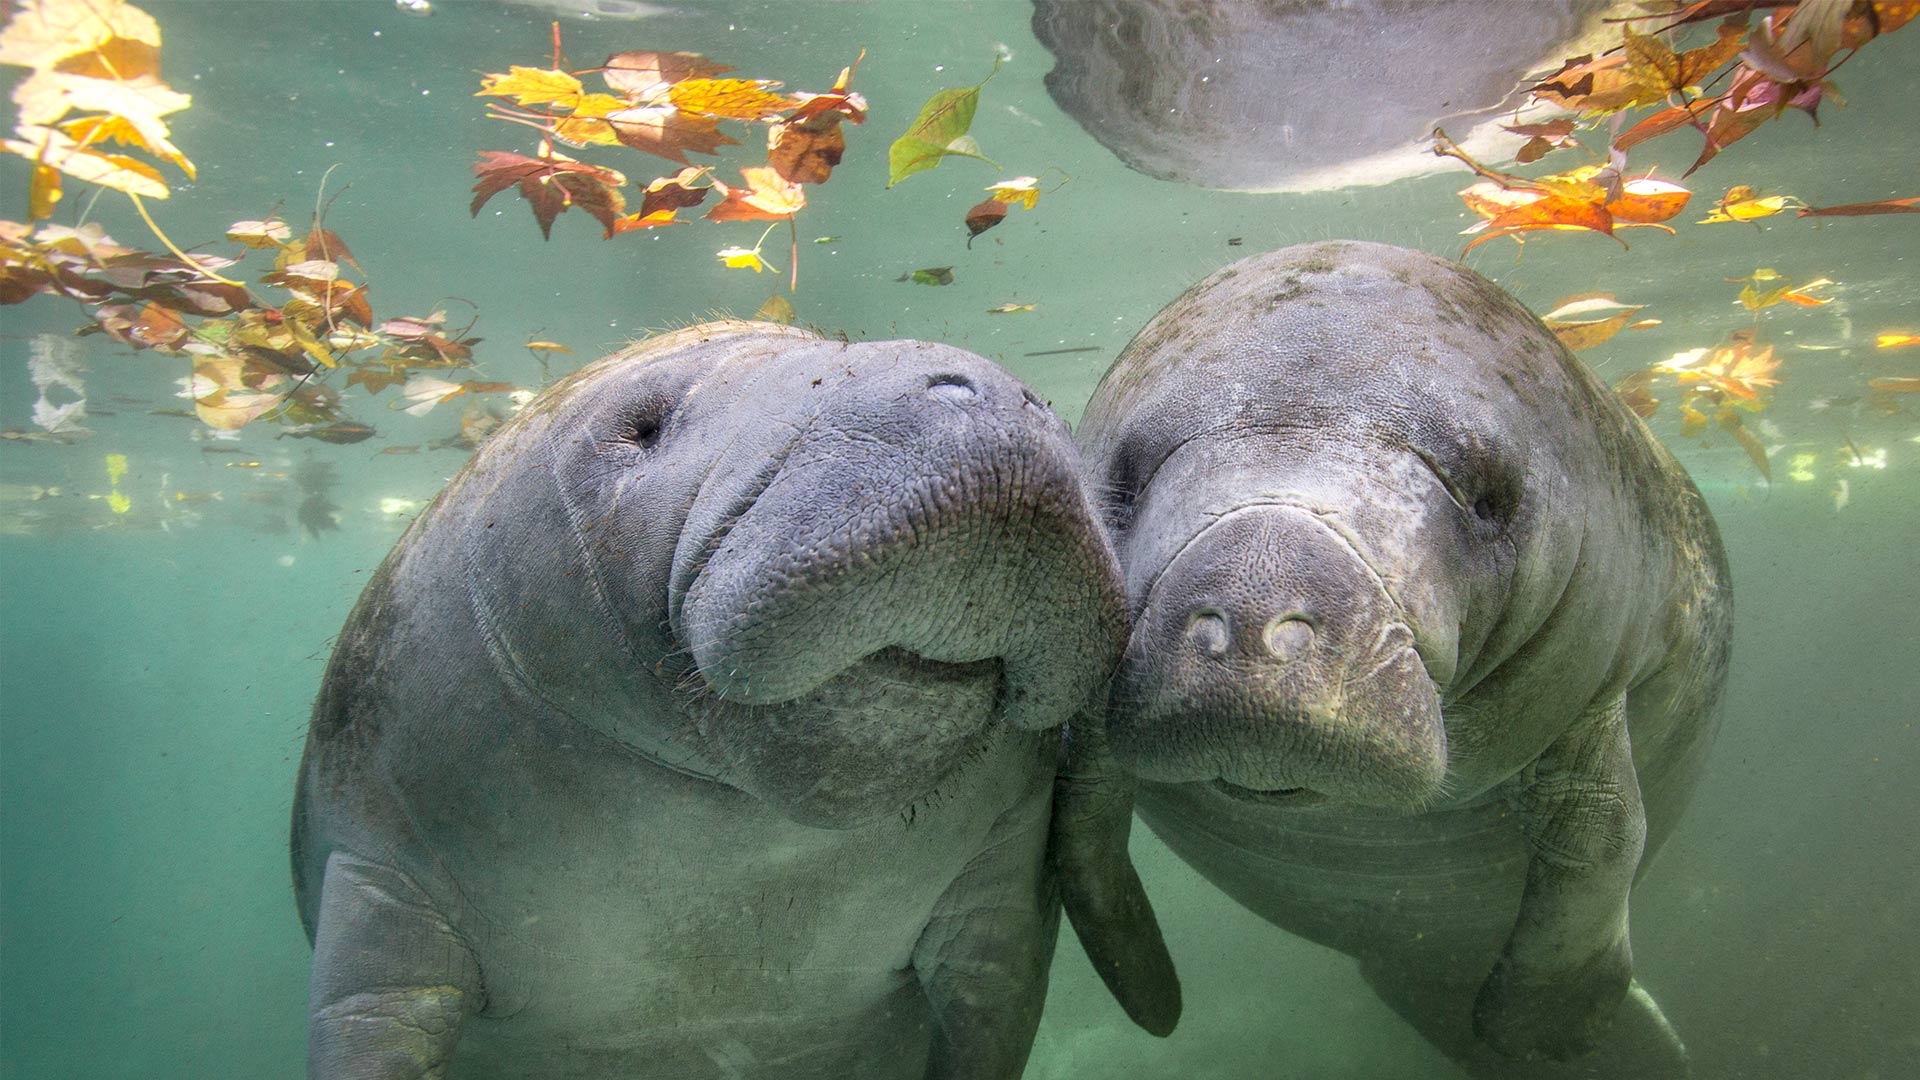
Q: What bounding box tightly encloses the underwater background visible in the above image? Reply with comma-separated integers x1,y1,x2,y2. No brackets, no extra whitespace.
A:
1,1,1915,1077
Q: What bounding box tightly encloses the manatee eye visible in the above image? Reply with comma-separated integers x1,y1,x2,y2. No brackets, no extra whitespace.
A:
1470,479,1520,526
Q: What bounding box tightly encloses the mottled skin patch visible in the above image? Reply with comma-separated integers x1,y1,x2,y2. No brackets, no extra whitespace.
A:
1071,244,1730,1077
292,322,1130,1080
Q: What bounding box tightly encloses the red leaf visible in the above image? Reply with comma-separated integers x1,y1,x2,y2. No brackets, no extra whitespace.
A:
470,150,628,239
964,198,1007,245
303,226,361,273
1796,196,1920,217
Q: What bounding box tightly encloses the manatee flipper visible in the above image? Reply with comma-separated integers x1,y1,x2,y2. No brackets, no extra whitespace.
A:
307,851,481,1079
913,787,1061,1080
1475,696,1646,1062
1049,715,1181,1036
1363,958,1689,1079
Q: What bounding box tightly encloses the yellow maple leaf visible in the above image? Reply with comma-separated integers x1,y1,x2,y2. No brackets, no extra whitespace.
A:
477,66,585,106
58,110,192,177
716,245,774,272
668,78,796,120
6,125,168,196
0,0,160,73
987,176,1041,209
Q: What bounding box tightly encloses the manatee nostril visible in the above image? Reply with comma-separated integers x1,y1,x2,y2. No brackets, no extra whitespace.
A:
1262,615,1315,661
1186,610,1230,657
1020,388,1047,411
925,374,978,404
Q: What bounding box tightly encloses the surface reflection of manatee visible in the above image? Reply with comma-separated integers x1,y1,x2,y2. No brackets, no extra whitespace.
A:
1031,0,1616,192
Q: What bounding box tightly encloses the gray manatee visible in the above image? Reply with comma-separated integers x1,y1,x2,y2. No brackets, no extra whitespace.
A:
1065,243,1731,1076
291,321,1137,1079
1030,0,1615,192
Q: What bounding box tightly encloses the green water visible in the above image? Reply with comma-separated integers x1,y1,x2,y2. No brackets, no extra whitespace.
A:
2,2,1915,1077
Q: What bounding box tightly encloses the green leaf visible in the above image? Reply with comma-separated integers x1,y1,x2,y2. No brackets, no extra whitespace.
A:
886,60,1002,188
908,267,954,286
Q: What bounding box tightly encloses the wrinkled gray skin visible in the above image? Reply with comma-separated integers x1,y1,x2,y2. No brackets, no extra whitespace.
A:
291,322,1135,1079
1069,244,1731,1077
1031,0,1614,193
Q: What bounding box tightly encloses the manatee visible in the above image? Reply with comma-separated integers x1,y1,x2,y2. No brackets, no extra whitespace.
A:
1030,0,1614,192
291,322,1137,1079
1064,243,1731,1076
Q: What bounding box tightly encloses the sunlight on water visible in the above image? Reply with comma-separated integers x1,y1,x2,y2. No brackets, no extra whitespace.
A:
1,2,1915,1077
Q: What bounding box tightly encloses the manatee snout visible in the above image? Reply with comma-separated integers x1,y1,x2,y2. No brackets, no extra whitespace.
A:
1115,505,1446,806
674,347,1124,740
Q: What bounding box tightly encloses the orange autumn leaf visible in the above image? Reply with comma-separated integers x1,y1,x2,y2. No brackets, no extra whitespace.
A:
609,209,682,233
1541,294,1646,351
1658,334,1782,401
705,166,805,221
1465,193,1618,252
1606,176,1691,224
1876,332,1920,349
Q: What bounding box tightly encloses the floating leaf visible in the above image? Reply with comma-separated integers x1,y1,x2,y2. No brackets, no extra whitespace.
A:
477,66,587,107
227,219,290,247
964,198,1007,244
668,78,796,120
1698,185,1804,223
345,366,407,394
610,166,712,231
1729,268,1834,310
1657,332,1781,401
1541,294,1645,351
1796,196,1920,217
903,267,954,286
1502,118,1580,164
986,176,1042,209
705,166,805,221
397,375,465,417
470,147,627,239
887,60,1000,188
753,293,796,324
1867,376,1920,393
987,302,1034,315
716,246,773,272
599,50,735,97
1876,332,1919,349
523,340,571,354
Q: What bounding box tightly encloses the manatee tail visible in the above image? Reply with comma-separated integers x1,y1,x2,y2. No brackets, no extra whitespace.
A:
1051,713,1182,1037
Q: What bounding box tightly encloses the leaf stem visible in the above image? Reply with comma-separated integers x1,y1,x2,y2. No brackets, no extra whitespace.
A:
127,193,243,286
